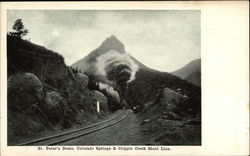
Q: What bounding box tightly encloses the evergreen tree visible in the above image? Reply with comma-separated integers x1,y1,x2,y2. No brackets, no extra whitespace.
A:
9,19,29,38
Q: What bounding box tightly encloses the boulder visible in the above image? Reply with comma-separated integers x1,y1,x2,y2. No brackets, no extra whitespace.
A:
69,90,85,110
44,91,64,108
75,73,89,87
68,89,99,121
161,87,184,110
8,72,43,110
43,91,65,125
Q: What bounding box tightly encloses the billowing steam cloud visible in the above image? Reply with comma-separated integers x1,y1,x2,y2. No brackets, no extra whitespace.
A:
96,50,139,83
99,82,120,103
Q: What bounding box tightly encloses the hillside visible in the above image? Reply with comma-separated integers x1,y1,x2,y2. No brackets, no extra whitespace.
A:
7,35,110,145
126,68,201,116
185,71,201,87
172,58,201,86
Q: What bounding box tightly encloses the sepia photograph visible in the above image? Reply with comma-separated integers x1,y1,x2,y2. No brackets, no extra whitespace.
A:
7,10,201,146
1,1,249,156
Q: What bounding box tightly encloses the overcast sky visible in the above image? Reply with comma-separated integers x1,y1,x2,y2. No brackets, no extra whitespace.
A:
7,10,200,72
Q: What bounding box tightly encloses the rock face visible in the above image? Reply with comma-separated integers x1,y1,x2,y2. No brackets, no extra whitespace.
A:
99,35,125,53
7,72,47,142
159,87,187,120
8,72,43,110
43,91,65,126
7,35,110,145
161,87,185,110
140,87,201,145
75,73,89,87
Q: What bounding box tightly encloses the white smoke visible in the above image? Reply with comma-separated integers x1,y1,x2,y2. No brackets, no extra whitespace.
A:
96,50,139,83
99,82,120,103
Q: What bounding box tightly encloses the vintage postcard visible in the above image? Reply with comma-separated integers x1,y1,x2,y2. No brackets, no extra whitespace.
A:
0,1,249,156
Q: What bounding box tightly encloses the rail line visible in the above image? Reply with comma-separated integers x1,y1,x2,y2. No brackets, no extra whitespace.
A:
16,110,128,146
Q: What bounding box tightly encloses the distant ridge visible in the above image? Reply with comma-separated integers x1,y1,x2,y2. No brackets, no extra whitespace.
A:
172,58,201,86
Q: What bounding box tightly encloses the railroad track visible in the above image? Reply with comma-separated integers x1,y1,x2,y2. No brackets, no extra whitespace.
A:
16,110,128,146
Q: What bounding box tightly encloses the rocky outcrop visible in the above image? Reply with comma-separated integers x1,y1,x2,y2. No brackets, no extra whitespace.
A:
43,91,65,126
75,73,89,87
99,35,125,53
161,87,185,110
140,87,201,145
7,35,111,145
8,72,43,110
8,73,49,142
68,89,98,123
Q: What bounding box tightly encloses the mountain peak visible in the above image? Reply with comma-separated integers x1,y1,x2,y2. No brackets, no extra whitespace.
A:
100,35,125,53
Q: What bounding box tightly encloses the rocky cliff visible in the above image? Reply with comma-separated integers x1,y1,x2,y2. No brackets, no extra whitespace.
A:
7,35,109,145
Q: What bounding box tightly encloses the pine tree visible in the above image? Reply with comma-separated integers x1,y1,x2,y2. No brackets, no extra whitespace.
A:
9,19,29,38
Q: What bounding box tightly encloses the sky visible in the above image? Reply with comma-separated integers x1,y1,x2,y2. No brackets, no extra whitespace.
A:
7,10,200,72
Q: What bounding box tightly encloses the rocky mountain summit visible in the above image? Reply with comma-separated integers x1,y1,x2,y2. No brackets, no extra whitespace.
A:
71,35,148,76
71,35,125,74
